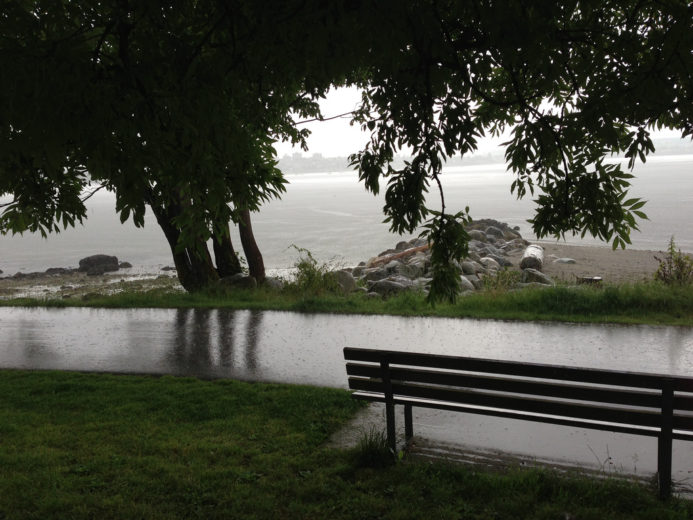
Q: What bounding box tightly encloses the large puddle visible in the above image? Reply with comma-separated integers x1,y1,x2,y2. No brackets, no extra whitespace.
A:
2,307,692,491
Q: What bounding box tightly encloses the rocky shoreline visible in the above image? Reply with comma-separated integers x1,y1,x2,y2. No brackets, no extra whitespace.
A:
333,218,557,297
0,219,663,300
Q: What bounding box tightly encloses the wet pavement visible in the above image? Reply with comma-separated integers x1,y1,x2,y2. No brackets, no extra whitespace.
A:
2,307,693,492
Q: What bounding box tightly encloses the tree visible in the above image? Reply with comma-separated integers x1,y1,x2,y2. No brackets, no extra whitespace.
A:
350,0,693,302
0,0,363,290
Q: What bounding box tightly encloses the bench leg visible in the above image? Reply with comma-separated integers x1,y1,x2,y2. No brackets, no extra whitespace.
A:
657,433,673,499
658,382,674,499
404,404,413,443
385,402,396,453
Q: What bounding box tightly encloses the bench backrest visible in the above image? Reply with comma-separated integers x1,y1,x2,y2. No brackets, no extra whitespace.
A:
344,347,693,440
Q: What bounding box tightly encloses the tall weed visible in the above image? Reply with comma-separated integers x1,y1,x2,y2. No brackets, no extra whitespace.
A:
654,236,693,285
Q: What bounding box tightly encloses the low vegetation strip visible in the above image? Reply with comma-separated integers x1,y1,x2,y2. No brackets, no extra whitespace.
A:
1,370,691,519
2,281,693,326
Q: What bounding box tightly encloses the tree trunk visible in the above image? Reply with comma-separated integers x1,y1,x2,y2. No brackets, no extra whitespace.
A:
238,208,265,283
212,221,242,278
148,200,219,292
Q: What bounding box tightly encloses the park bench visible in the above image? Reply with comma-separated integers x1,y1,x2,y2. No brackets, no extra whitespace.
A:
343,347,693,498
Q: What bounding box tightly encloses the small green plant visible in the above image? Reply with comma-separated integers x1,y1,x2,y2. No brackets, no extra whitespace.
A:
287,245,342,295
482,267,522,291
654,236,693,285
352,425,395,468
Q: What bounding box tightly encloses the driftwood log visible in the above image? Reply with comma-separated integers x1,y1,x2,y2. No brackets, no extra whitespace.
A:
368,244,430,267
519,244,544,271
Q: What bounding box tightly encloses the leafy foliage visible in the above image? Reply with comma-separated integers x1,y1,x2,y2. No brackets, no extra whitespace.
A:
287,245,342,295
654,237,693,286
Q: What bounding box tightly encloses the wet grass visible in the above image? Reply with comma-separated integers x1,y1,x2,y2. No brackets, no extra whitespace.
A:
2,370,691,519
3,281,693,326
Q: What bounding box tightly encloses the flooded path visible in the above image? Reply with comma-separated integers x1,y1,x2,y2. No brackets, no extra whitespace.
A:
2,307,692,491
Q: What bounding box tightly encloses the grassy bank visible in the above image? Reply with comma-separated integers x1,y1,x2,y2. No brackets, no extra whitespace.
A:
1,370,691,519
2,281,693,326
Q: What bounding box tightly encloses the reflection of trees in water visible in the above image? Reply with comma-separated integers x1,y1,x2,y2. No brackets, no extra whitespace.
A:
167,309,262,378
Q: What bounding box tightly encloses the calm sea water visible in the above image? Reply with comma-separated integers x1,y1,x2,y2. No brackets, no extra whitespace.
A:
1,155,691,274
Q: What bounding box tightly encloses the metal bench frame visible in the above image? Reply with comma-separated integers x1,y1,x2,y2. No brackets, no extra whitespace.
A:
344,347,693,499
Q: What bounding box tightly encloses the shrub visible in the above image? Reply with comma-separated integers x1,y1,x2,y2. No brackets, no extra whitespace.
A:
654,236,693,286
287,245,341,295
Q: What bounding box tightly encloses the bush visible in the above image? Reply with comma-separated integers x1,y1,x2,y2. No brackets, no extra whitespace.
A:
482,267,522,291
287,245,342,295
654,236,693,285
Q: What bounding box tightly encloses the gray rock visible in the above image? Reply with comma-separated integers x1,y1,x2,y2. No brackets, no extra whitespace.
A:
395,241,411,251
362,267,388,281
264,277,285,290
460,261,476,275
467,251,481,262
78,254,120,276
468,229,487,242
351,265,366,278
553,257,577,264
479,257,501,271
119,261,133,269
218,273,257,290
464,274,483,290
369,279,409,296
333,269,357,293
485,225,505,238
45,267,72,275
458,276,476,292
521,268,554,285
384,260,402,274
488,254,512,267
161,266,176,271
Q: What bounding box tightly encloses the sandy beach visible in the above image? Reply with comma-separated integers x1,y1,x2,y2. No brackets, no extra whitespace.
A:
515,241,662,284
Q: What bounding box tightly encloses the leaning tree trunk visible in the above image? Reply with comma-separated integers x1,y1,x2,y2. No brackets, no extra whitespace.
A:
212,221,242,278
238,208,265,283
148,200,219,292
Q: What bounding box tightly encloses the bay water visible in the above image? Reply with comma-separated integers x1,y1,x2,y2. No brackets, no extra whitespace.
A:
0,154,691,275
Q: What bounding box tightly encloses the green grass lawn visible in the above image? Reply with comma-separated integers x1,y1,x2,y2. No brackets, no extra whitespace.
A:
1,370,691,519
4,281,693,326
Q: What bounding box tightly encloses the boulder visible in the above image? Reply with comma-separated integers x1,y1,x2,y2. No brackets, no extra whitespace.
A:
464,274,483,290
78,254,119,276
161,266,176,271
119,261,133,268
368,279,409,297
485,225,505,238
460,261,477,275
333,270,357,293
264,277,285,291
218,273,257,290
488,254,512,267
479,257,501,271
521,268,554,285
362,267,388,281
553,257,577,264
468,229,487,242
520,244,544,270
45,267,73,275
458,276,476,292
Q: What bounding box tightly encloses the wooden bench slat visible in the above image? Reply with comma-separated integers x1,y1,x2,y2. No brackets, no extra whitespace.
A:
349,377,662,428
345,347,691,390
346,362,662,408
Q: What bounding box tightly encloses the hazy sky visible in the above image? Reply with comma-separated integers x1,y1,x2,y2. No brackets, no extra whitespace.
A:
275,87,683,159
